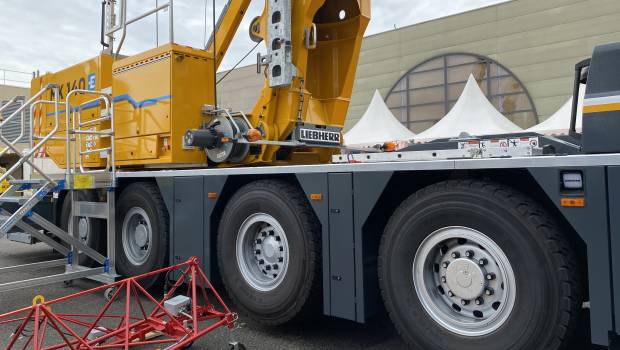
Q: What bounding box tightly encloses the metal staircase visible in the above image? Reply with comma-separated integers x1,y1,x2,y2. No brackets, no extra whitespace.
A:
0,84,118,292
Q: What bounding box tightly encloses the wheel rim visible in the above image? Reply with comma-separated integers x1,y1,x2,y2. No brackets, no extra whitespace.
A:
236,213,289,292
122,207,153,266
413,226,516,337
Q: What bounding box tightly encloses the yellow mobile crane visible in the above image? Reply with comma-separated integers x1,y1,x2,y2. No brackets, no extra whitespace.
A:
31,0,370,168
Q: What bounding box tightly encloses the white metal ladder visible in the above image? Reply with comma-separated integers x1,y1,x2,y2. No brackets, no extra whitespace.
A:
0,84,118,293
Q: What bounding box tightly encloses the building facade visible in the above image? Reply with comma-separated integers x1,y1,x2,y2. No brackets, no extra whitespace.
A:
217,0,620,133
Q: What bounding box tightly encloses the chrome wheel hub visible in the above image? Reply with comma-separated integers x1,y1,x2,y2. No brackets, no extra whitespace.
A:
77,217,89,242
121,208,152,266
236,213,289,292
413,226,516,337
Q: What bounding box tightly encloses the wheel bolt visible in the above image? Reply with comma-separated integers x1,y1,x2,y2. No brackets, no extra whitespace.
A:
261,232,267,237
451,252,460,259
465,250,474,258
485,288,494,296
442,262,450,268
478,258,488,266
255,249,261,255
273,264,279,270
441,276,447,283
259,259,265,265
475,297,484,305
266,265,272,271
269,231,275,236
278,257,284,262
448,291,454,297
279,247,284,252
275,236,281,241
486,273,496,280
461,299,469,306
256,239,262,244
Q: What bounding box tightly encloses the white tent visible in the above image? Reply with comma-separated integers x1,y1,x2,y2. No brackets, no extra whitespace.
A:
527,84,586,135
414,75,523,142
344,90,416,147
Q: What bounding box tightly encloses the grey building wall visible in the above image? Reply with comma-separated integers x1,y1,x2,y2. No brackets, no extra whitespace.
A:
346,0,620,130
216,0,620,133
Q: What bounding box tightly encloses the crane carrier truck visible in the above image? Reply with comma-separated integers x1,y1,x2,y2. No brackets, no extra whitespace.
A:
1,1,620,349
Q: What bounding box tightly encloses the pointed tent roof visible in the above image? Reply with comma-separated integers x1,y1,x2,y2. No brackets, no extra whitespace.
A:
527,84,586,135
344,90,416,147
414,75,522,141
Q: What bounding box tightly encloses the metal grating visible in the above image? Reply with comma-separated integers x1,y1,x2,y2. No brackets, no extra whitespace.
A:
0,99,30,145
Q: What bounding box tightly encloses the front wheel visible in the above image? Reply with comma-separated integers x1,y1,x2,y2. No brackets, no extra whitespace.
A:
379,180,582,350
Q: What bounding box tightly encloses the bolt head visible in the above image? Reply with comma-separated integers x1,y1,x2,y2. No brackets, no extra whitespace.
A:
279,247,284,252
259,259,265,265
269,231,275,236
448,291,454,297
461,299,469,306
255,249,261,255
485,288,494,296
441,276,447,283
465,250,474,258
275,236,281,241
451,252,460,259
475,298,484,305
442,262,450,268
266,265,272,271
486,273,496,280
273,264,279,270
256,239,262,244
278,257,284,262
261,232,267,237
478,258,488,266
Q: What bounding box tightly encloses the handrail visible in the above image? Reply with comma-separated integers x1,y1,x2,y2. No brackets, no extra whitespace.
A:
106,0,174,57
65,90,116,186
0,85,60,185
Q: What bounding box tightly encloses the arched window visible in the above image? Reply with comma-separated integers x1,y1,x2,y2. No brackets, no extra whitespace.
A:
385,53,538,133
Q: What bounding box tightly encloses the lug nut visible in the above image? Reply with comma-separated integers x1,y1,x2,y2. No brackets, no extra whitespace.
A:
269,231,275,236
485,288,494,296
486,273,496,281
475,297,484,305
478,258,488,266
273,264,279,270
461,299,469,306
259,259,265,265
442,262,450,268
465,250,474,258
441,276,447,283
279,247,284,252
448,291,455,297
451,252,460,259
261,232,267,237
255,249,261,255
266,265,272,271
275,236,281,241
278,257,284,262
256,239,262,244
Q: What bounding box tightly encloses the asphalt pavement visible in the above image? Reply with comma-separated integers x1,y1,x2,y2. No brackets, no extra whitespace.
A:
0,241,599,350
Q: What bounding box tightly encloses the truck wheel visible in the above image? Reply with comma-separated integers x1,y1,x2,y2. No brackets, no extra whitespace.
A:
217,180,320,325
115,182,169,289
379,180,582,350
60,191,104,267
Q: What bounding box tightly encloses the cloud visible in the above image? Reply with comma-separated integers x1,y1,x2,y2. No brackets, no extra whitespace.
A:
0,0,507,75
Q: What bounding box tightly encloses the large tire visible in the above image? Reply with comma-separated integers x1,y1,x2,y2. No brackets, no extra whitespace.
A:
60,191,104,267
115,182,169,289
217,180,321,325
379,180,582,350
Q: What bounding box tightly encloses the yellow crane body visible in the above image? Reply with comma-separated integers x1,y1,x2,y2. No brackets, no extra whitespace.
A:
31,0,370,169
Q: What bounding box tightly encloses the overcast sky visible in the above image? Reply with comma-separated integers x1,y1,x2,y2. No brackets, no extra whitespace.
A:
0,0,507,79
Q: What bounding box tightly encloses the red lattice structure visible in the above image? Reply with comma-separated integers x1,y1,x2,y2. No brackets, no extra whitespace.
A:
0,257,238,349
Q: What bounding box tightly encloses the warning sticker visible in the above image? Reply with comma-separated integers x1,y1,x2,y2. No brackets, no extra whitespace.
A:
73,174,94,189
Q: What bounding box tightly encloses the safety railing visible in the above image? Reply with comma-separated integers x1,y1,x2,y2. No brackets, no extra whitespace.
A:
65,90,116,186
0,84,60,186
105,0,174,57
0,97,26,159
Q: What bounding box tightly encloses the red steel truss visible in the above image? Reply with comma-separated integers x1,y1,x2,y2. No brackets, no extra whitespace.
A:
0,257,238,349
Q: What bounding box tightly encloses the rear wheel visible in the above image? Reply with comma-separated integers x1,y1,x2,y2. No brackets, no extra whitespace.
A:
115,182,169,289
217,180,321,325
379,180,582,350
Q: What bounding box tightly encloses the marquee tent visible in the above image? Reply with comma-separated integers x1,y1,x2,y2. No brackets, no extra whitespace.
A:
414,74,523,142
527,84,586,135
344,90,416,147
